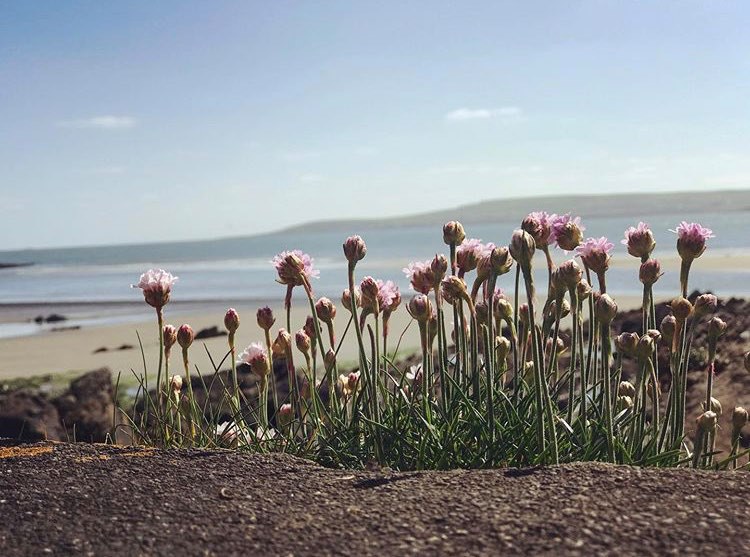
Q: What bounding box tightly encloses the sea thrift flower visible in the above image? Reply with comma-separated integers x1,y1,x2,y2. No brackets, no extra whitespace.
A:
693,294,718,319
278,403,294,429
256,306,275,331
407,294,432,322
576,237,613,276
496,336,511,361
639,259,663,286
403,260,435,294
341,287,360,312
163,325,178,353
509,229,535,269
660,315,677,345
441,276,470,306
177,324,194,349
671,222,714,262
490,246,513,276
133,269,178,309
443,221,466,245
272,328,292,355
635,334,655,361
550,214,585,251
360,276,381,314
522,211,556,248
493,291,513,323
338,371,361,398
556,260,582,291
272,250,319,287
315,297,336,323
224,308,240,334
618,381,636,398
405,365,423,393
430,254,449,286
621,222,656,259
577,279,592,302
732,407,748,436
456,238,489,275
295,329,311,355
594,294,618,325
670,297,693,320
169,374,183,394
343,235,367,264
239,342,270,377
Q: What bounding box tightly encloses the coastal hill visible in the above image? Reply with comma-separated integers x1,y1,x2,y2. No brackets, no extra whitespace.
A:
284,189,750,234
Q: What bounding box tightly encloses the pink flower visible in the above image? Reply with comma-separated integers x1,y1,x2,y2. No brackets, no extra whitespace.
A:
133,269,178,309
670,222,714,261
271,250,319,286
575,237,614,275
621,222,655,259
522,211,557,248
403,260,435,294
239,342,270,376
550,214,585,251
456,238,487,274
378,280,401,313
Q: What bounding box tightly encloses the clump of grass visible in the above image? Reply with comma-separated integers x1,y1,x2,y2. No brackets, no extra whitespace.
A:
119,216,749,471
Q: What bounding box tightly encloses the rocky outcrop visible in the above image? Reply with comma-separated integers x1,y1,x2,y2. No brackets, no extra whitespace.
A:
0,389,66,441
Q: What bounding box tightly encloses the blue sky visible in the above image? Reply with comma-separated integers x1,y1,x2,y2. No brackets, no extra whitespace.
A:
2,1,750,249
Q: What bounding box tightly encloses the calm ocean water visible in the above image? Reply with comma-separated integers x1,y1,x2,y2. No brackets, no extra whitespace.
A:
2,212,750,306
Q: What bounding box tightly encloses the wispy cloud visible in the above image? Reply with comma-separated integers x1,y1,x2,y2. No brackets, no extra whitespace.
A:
444,107,523,122
58,115,137,130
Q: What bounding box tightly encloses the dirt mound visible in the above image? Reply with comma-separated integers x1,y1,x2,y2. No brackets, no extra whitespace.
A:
0,441,747,556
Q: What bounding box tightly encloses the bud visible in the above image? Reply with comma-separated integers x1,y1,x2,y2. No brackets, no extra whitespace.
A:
256,306,275,331
278,403,294,428
295,329,311,355
732,406,748,434
618,380,636,398
177,324,194,349
624,224,656,259
696,410,718,433
577,280,592,302
557,259,583,292
693,294,718,320
594,294,618,325
646,328,662,344
509,229,535,269
163,324,178,352
555,219,584,252
548,298,571,319
343,235,367,264
615,332,639,357
708,316,727,342
272,328,292,355
360,276,381,314
635,334,654,360
430,254,449,285
169,374,183,393
617,395,634,411
475,301,489,325
324,349,337,372
545,337,566,355
341,287,360,312
490,246,513,276
443,221,466,245
521,212,552,248
224,308,240,334
660,315,677,345
315,297,336,323
639,259,663,286
496,336,511,361
670,297,693,320
441,276,470,305
407,294,432,323
494,297,513,323
519,303,531,327
702,396,723,417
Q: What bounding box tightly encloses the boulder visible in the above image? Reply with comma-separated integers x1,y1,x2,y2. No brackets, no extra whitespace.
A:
0,389,66,441
52,368,114,442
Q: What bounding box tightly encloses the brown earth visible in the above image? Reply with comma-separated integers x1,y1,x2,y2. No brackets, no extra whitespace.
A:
0,441,748,556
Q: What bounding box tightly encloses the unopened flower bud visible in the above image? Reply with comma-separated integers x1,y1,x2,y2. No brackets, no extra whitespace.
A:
443,221,466,245
273,328,292,355
496,336,511,361
693,294,718,319
519,303,531,327
430,254,449,285
617,395,634,411
577,280,592,302
324,349,336,372
702,396,723,417
177,324,194,349
509,229,535,269
475,301,489,325
708,316,727,342
545,337,566,355
494,297,513,323
557,260,583,292
670,297,693,320
295,329,311,355
635,334,654,360
343,235,367,264
341,287,360,312
595,294,618,325
256,306,275,331
407,294,432,322
696,410,718,433
441,276,470,305
278,403,294,428
618,380,636,398
224,308,240,334
646,329,662,343
639,259,663,286
615,332,639,357
169,374,183,393
163,324,178,352
660,315,677,345
555,218,585,251
732,406,748,434
548,298,571,319
490,246,513,276
315,297,337,324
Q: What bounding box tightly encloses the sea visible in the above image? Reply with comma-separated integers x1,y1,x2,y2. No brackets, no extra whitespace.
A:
1,211,749,339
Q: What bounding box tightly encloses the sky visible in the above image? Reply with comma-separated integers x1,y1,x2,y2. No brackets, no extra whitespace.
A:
2,1,750,250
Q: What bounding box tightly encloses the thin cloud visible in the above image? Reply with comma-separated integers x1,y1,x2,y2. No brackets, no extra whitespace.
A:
445,107,523,122
58,116,137,129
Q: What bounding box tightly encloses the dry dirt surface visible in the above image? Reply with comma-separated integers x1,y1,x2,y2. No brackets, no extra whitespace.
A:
1,442,748,556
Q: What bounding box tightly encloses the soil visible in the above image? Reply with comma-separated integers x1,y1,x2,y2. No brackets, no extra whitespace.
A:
1,441,748,556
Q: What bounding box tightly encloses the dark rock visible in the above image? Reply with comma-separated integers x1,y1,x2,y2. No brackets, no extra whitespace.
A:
33,315,44,324
50,326,80,332
116,344,134,351
0,389,66,441
45,314,67,323
93,346,108,353
52,368,114,442
194,326,227,340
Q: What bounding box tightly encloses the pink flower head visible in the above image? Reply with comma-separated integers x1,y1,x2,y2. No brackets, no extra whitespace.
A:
378,280,401,314
133,269,178,309
456,238,486,275
475,242,498,279
670,222,714,261
403,260,435,294
550,214,585,252
621,222,656,259
239,342,270,376
271,250,319,287
522,211,557,248
575,237,614,275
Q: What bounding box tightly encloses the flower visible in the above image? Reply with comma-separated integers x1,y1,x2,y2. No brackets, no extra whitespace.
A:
670,222,714,261
456,238,487,274
443,221,466,245
403,260,435,294
239,342,270,376
315,298,336,323
133,269,178,309
639,259,663,286
177,324,194,349
224,308,240,334
575,237,614,275
378,280,401,314
407,294,432,322
256,306,275,331
550,214,585,251
509,229,535,268
621,222,656,259
295,329,311,354
343,235,367,264
271,250,319,286
338,371,361,398
169,374,183,393
522,211,556,248
163,325,178,352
